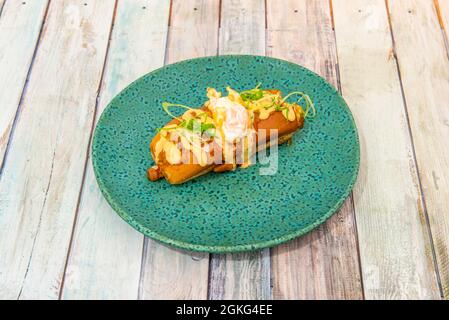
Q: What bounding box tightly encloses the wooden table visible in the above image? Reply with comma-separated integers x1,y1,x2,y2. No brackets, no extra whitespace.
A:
0,0,448,300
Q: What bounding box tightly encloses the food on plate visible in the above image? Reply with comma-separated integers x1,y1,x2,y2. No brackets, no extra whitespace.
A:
147,84,315,184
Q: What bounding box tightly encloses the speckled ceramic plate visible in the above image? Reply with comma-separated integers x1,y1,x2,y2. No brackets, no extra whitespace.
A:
92,55,359,253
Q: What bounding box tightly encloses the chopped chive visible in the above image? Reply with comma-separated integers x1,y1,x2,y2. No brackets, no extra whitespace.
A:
240,83,264,102
279,92,316,118
161,102,196,121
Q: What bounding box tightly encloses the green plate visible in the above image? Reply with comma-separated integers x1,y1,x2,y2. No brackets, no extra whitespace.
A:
92,55,359,253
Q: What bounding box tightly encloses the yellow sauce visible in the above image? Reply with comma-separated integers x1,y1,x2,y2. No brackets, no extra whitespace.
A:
155,109,214,166
245,91,302,122
155,138,181,164
153,88,304,167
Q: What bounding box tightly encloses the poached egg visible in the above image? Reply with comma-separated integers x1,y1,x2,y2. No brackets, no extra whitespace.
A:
207,91,250,143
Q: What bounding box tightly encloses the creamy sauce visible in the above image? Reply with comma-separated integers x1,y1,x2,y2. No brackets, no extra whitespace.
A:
153,88,304,167
155,138,181,164
245,91,303,122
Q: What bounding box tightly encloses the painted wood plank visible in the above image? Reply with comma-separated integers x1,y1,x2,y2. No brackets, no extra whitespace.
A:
61,0,170,300
0,0,116,299
388,0,448,299
266,0,363,299
165,0,220,63
332,0,440,299
138,0,219,300
0,0,48,170
208,0,270,300
218,0,265,55
209,251,271,300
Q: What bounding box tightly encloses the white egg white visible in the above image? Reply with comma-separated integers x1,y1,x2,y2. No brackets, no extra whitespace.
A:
207,96,249,142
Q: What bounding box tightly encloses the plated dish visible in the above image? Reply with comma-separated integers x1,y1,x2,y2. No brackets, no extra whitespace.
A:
148,85,315,184
92,55,359,252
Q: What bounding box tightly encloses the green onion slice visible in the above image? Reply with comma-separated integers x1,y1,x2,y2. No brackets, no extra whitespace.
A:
279,91,316,118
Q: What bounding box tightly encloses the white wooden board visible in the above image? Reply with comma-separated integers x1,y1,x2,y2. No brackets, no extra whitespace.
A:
0,0,116,299
61,0,170,300
388,0,449,299
138,0,219,300
0,0,49,169
333,0,440,299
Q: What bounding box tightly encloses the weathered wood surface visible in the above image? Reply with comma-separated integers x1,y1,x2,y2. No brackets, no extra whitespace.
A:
138,0,219,300
266,0,363,300
61,0,170,300
218,0,265,55
0,0,116,299
0,0,48,169
387,0,448,299
333,0,440,299
208,0,270,300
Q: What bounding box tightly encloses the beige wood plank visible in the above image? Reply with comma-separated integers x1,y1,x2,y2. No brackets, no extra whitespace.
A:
333,0,440,299
266,0,363,299
219,0,265,55
61,0,170,300
138,0,219,300
0,0,116,299
0,0,48,169
208,0,270,299
388,0,448,299
209,251,270,300
165,0,219,63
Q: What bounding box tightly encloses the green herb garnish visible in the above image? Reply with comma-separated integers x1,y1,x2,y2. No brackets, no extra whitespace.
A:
158,102,216,137
240,83,263,101
263,97,278,110
162,102,196,120
200,123,216,134
180,119,216,135
279,91,316,118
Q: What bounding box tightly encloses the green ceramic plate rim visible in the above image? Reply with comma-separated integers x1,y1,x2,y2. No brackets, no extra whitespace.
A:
92,54,360,253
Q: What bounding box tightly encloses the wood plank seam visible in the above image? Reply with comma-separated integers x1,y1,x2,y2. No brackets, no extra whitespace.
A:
331,0,440,299
0,0,6,19
138,235,150,299
206,249,214,299
348,193,366,300
434,0,449,61
207,0,223,300
264,0,267,29
163,6,172,65
266,0,363,299
137,16,165,301
328,0,341,93
264,0,272,299
434,7,449,294
60,0,170,299
0,0,120,299
329,0,366,299
57,0,119,299
168,0,173,26
208,0,271,300
16,147,56,299
0,0,51,177
137,0,215,299
218,0,222,28
137,0,174,301
385,0,444,299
